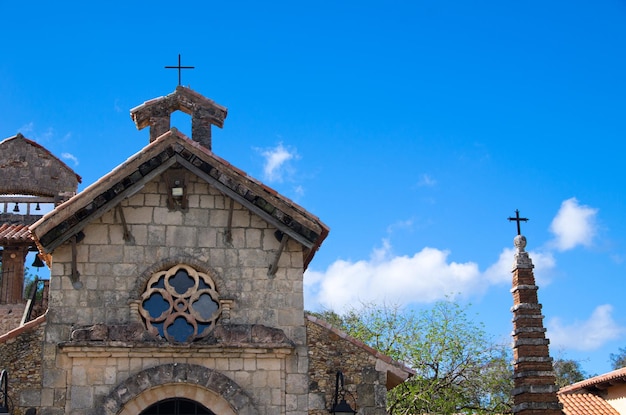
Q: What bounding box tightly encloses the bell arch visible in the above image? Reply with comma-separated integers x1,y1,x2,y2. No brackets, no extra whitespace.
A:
98,363,258,415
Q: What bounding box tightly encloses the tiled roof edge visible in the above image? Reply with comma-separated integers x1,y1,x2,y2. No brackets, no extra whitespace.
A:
0,313,46,344
559,366,626,394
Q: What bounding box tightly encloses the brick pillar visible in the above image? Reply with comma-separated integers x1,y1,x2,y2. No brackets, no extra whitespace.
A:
0,246,28,304
511,235,563,415
149,110,171,142
192,107,213,150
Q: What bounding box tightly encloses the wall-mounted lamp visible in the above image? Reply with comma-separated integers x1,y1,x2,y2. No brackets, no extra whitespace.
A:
171,180,184,198
164,171,188,211
330,371,356,415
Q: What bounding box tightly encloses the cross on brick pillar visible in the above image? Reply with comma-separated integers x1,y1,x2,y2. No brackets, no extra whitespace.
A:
510,233,563,415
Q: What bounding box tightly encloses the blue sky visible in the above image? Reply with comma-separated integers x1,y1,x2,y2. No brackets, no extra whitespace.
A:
2,1,625,376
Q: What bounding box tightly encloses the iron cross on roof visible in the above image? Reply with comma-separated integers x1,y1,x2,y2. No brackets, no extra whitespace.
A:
508,209,529,235
165,54,194,86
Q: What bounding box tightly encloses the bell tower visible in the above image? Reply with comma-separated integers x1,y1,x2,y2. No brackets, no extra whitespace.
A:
508,211,563,415
0,133,80,305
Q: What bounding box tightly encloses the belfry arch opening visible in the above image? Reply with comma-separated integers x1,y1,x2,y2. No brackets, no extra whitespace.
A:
171,110,192,138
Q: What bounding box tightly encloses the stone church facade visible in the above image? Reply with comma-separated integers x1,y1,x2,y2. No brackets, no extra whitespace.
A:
0,87,412,415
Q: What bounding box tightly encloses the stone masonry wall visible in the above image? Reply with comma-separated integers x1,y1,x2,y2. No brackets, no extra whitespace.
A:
0,303,26,334
0,133,79,196
0,316,45,415
39,172,309,415
307,318,388,415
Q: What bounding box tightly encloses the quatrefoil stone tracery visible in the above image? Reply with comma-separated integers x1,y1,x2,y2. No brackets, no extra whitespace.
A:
139,264,221,343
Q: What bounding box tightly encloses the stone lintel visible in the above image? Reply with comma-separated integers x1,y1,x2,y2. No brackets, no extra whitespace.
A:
512,384,559,395
60,344,294,359
512,401,562,412
510,284,538,293
512,252,534,270
514,356,553,364
511,303,542,312
513,370,556,379
513,338,550,347
512,327,547,335
512,314,544,322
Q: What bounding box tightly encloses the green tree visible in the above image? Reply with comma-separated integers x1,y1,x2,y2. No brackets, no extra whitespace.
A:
610,347,626,370
23,266,44,301
553,358,586,388
310,300,513,415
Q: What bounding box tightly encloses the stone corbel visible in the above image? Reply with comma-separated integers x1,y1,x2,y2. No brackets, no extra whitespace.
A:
115,204,135,244
70,232,85,289
223,198,234,246
268,231,289,277
220,298,234,323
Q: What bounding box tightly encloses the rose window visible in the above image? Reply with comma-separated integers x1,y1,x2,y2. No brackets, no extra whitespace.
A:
139,264,221,343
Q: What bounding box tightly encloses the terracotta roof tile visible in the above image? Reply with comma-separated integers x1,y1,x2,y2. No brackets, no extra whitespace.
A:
0,223,33,244
559,367,626,394
558,392,619,415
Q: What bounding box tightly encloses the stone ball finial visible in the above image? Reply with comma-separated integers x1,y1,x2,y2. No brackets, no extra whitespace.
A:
514,234,527,252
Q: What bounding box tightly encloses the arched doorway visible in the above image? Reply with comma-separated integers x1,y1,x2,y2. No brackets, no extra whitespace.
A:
139,397,215,415
101,364,257,415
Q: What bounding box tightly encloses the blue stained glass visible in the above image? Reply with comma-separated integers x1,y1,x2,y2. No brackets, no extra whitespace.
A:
168,316,194,343
170,269,195,295
198,279,210,290
143,292,169,318
197,322,212,335
193,293,218,320
150,277,165,289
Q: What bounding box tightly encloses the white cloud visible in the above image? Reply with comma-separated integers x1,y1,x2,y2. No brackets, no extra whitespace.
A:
386,218,414,234
547,305,626,351
417,174,437,187
304,240,481,313
62,152,79,166
260,143,297,183
16,123,66,144
483,247,556,286
305,239,559,313
549,198,598,251
18,122,35,134
303,197,602,330
293,185,305,197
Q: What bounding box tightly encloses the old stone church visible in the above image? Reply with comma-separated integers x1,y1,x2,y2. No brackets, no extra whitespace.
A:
0,86,413,415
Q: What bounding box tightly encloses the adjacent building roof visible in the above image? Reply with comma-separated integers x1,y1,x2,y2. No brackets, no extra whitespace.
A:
0,133,81,197
558,392,620,415
557,367,626,415
559,367,626,395
305,314,415,390
30,129,329,268
0,223,33,245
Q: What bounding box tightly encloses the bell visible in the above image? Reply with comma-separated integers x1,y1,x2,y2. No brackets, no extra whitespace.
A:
32,255,45,268
35,202,41,211
13,203,19,212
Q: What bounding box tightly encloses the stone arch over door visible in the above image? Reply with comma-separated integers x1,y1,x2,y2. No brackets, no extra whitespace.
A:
98,363,258,415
